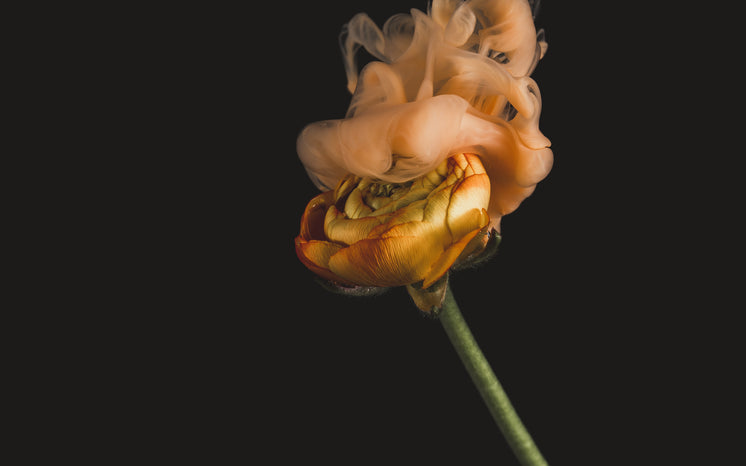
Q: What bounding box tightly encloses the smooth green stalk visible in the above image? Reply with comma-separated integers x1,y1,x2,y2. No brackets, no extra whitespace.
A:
439,285,548,466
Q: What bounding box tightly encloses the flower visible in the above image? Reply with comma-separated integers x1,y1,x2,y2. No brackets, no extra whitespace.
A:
295,0,550,310
296,154,492,302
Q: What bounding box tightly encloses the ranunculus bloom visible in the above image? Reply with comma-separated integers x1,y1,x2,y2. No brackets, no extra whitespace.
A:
296,154,491,289
295,0,550,306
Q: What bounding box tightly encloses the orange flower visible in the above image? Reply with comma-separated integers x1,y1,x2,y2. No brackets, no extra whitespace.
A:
296,154,493,308
294,0,550,311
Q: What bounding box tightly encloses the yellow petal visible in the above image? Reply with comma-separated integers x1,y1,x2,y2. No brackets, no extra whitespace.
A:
447,172,490,239
368,187,430,216
422,183,453,228
298,191,335,241
328,235,440,287
343,187,373,219
295,238,355,286
334,175,361,203
324,206,387,245
379,215,443,244
373,200,427,237
421,217,486,288
461,153,487,175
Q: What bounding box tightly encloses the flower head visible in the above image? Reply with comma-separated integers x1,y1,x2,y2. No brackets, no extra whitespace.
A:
296,153,492,289
295,0,550,310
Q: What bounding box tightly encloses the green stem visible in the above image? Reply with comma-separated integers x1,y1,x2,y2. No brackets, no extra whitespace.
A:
439,284,548,466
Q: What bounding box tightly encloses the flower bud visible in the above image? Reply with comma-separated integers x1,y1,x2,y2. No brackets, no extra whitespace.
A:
295,154,492,300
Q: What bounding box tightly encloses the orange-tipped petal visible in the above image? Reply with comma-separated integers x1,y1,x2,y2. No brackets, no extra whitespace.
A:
447,154,491,239
422,209,488,288
298,191,335,241
328,234,440,287
295,238,356,286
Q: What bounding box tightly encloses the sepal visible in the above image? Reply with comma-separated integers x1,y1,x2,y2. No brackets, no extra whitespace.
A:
453,228,501,271
314,278,390,297
406,273,449,316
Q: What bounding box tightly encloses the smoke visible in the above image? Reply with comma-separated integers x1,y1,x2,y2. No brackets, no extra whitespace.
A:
297,0,552,229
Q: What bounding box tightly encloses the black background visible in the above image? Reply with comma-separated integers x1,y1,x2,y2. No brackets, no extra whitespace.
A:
91,1,738,464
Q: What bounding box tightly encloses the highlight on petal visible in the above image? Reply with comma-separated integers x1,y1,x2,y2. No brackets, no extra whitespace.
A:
422,219,486,288
328,235,440,287
445,154,491,239
295,153,493,288
324,206,388,245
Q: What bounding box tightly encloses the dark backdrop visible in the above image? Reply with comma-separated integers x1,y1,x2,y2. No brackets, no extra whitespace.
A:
117,1,733,464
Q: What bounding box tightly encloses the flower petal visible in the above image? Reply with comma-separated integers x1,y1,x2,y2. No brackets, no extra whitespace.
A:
422,210,487,288
295,238,355,286
328,235,440,287
445,154,491,239
324,206,388,245
298,191,335,241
